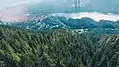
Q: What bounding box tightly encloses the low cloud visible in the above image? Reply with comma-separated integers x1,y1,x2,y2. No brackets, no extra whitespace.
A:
0,0,43,22
0,5,28,22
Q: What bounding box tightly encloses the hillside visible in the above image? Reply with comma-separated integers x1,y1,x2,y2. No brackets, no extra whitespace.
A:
0,25,119,67
9,16,119,33
0,0,119,67
1,16,119,34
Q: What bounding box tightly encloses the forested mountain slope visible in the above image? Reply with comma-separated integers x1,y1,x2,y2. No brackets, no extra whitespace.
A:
5,16,119,30
0,25,119,67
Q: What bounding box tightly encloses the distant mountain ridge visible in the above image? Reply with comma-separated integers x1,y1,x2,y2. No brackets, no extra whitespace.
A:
1,16,119,32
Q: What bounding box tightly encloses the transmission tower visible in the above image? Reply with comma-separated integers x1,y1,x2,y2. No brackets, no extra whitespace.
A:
73,0,80,13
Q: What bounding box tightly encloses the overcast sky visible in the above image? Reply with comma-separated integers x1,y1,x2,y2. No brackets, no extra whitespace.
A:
0,0,119,13
0,0,43,10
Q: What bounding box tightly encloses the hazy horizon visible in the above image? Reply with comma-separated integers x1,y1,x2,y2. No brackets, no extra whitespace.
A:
0,0,119,22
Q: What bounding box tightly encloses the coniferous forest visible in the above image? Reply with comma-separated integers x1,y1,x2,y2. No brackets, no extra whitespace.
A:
1,0,119,67
0,25,119,67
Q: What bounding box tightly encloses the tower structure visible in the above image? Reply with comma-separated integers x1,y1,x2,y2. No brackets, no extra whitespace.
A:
73,0,80,13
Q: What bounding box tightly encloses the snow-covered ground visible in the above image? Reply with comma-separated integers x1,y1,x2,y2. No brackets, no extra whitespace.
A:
52,12,119,22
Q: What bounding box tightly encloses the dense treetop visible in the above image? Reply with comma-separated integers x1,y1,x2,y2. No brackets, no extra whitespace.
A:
0,25,119,67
